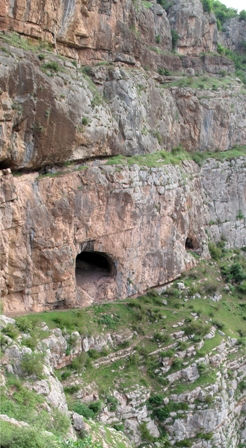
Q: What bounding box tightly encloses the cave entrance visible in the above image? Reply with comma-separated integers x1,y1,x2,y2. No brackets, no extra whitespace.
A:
75,251,115,305
185,237,194,250
185,235,199,251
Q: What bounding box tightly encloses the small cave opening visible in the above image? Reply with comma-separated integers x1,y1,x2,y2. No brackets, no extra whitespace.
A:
185,237,194,250
185,236,199,251
75,251,115,303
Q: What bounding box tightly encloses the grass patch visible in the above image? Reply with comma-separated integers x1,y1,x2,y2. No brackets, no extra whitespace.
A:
162,73,242,90
106,146,246,169
106,147,192,167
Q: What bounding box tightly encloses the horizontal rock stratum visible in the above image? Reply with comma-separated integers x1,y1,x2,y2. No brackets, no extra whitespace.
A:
0,44,244,170
1,156,245,313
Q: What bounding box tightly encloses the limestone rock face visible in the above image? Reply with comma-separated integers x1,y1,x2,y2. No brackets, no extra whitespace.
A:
0,48,245,170
219,17,246,51
1,0,235,74
168,0,218,55
0,47,117,169
1,156,246,313
2,0,173,67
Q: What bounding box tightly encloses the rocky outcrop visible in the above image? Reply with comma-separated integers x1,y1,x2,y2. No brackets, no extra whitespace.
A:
220,17,246,52
168,0,218,55
1,155,246,313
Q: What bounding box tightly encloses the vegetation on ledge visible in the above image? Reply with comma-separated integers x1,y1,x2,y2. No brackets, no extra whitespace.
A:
106,145,246,168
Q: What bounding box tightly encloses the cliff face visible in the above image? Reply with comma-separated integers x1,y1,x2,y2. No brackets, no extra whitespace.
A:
1,1,246,447
0,0,246,312
0,46,244,170
1,156,246,313
0,0,236,68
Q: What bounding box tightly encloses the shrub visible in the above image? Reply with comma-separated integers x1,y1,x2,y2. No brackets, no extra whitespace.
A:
176,439,192,447
184,321,211,337
64,384,81,394
212,320,224,330
201,0,213,13
158,68,171,76
171,30,179,50
163,348,175,358
197,432,213,440
156,0,173,13
88,400,102,414
70,352,87,370
61,370,71,380
236,209,244,219
204,281,218,295
239,10,246,21
172,358,182,369
111,423,124,431
153,332,169,343
238,281,246,293
48,408,70,436
197,362,208,374
2,323,19,340
222,262,246,284
15,317,33,333
106,395,118,411
205,395,214,404
127,353,141,366
60,435,103,448
20,352,44,379
152,406,170,421
208,242,222,261
72,400,102,419
148,394,164,407
217,43,225,55
238,380,246,392
72,402,94,419
97,314,120,328
82,117,88,125
217,19,222,30
42,61,60,73
139,422,155,442
1,421,58,448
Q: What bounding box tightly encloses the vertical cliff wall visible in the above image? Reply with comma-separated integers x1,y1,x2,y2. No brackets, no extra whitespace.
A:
1,156,246,313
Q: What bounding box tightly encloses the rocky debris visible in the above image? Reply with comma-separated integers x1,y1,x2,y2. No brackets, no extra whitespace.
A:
70,412,85,434
204,326,216,340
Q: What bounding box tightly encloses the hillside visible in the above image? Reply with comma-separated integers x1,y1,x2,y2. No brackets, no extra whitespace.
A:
1,246,246,447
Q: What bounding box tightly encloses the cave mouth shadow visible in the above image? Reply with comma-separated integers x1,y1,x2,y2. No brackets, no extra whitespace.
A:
75,251,115,290
185,236,199,251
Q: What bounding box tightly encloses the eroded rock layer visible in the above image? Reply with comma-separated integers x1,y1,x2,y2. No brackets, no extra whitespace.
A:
0,45,244,170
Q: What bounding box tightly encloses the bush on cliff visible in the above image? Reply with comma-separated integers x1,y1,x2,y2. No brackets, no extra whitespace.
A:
239,10,246,21
201,0,213,13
